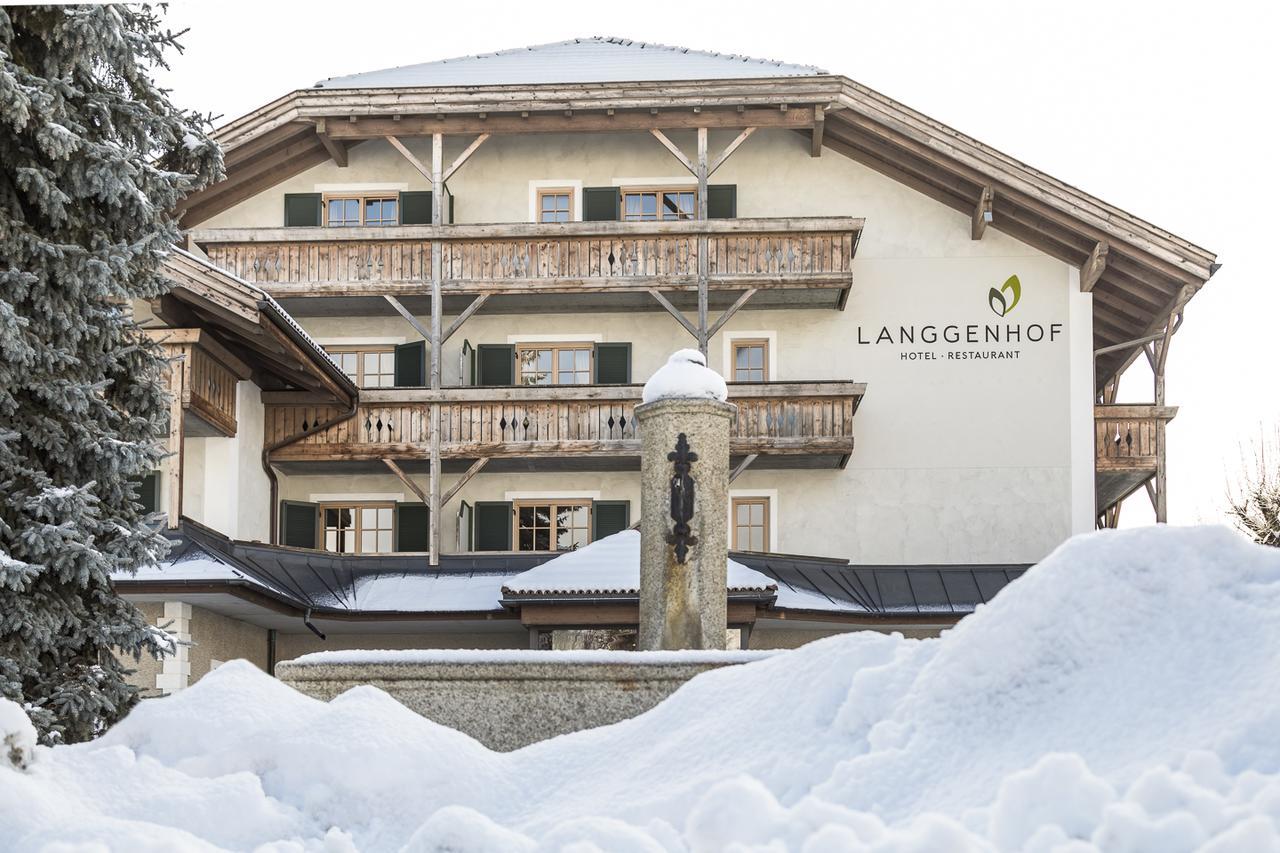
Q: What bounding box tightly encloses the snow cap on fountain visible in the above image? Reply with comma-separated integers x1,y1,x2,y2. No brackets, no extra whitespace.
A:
641,349,728,404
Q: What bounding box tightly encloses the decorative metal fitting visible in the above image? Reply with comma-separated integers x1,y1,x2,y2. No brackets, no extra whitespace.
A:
666,432,698,563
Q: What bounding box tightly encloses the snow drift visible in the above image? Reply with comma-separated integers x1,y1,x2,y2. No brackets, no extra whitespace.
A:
2,525,1279,851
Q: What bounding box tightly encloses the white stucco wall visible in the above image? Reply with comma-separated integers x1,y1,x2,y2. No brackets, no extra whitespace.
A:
202,128,1091,564
181,382,271,542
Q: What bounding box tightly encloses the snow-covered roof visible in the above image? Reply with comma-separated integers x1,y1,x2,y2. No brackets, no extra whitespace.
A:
349,571,518,613
314,36,825,90
112,542,292,599
503,530,777,597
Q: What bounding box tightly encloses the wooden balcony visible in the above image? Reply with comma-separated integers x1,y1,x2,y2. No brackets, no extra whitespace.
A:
190,217,862,316
264,381,865,473
1095,404,1177,511
146,329,250,437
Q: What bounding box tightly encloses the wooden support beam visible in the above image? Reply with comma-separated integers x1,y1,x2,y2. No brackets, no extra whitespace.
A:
384,134,431,181
441,294,490,344
971,186,993,240
649,128,696,174
383,295,431,342
729,453,758,484
696,127,710,356
1081,241,1109,292
323,108,813,139
810,106,824,158
442,133,490,182
647,289,700,340
429,131,444,567
314,119,348,167
382,458,429,505
709,127,756,176
706,288,758,340
440,458,488,508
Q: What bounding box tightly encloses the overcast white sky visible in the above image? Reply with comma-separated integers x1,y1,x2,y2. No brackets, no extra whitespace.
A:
154,0,1277,527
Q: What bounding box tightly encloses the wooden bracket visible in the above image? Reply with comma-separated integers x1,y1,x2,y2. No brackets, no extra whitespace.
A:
709,127,756,176
706,288,758,340
382,458,429,505
971,186,993,240
810,106,825,158
729,453,759,484
441,458,488,508
442,133,490,182
315,119,348,167
1081,241,1109,292
650,128,696,174
441,294,489,345
384,134,431,181
648,289,700,340
384,295,432,343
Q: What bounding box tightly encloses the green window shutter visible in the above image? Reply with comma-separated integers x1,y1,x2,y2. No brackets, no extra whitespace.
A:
448,190,456,224
592,500,630,540
593,343,632,384
284,193,322,227
474,501,512,551
457,500,473,551
137,471,160,515
394,340,426,387
476,344,515,386
395,502,430,552
280,500,318,549
708,185,737,219
400,191,433,225
582,187,620,222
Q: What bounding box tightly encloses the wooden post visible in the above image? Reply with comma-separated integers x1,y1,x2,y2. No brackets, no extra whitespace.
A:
696,127,709,357
429,132,443,566
163,354,185,528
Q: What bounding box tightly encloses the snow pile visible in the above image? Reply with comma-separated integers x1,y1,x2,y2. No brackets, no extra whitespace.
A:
641,348,728,404
2,526,1279,851
0,698,36,771
503,529,779,594
290,648,778,667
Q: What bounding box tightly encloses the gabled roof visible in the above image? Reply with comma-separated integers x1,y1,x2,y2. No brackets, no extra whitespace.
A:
184,37,1219,390
155,249,356,402
314,36,824,89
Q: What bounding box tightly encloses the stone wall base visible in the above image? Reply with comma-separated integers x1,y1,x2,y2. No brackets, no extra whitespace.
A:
275,656,760,751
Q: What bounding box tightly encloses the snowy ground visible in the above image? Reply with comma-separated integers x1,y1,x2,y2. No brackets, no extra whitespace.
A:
3,525,1279,852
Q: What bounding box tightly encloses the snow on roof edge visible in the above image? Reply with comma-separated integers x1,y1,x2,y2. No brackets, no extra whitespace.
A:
313,36,825,90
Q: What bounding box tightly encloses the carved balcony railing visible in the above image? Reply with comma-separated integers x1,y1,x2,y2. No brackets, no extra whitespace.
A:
146,328,248,437
191,217,861,299
264,381,865,468
1095,404,1178,510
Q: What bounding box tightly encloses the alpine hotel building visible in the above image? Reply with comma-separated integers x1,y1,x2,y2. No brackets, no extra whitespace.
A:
117,38,1219,693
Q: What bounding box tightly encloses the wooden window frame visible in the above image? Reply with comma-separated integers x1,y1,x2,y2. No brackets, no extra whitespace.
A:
513,499,593,553
318,501,396,555
326,345,397,388
514,342,594,386
536,187,575,223
620,186,698,222
322,193,400,227
731,339,771,383
731,496,770,552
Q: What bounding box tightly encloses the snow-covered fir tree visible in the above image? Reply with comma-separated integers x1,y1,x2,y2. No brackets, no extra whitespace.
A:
1228,429,1280,547
0,5,222,743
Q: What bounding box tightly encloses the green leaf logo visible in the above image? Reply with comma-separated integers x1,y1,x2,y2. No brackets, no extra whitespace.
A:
988,275,1021,317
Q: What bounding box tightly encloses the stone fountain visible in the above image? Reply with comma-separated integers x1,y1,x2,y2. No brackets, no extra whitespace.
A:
277,351,768,750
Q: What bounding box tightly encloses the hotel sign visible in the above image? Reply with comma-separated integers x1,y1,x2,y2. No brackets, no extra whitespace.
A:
856,275,1064,361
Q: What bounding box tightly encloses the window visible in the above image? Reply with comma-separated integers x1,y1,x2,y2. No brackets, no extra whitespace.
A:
321,503,394,554
732,340,769,382
622,188,696,221
516,343,592,386
537,189,573,223
515,500,592,552
328,346,396,387
324,194,398,227
732,497,770,552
